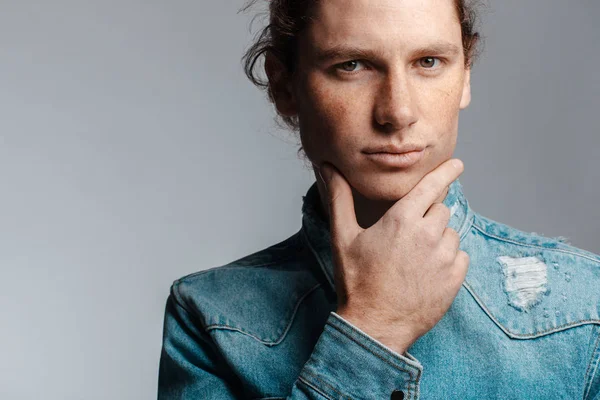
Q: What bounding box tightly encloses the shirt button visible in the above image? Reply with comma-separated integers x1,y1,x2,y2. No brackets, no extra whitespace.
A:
390,390,405,400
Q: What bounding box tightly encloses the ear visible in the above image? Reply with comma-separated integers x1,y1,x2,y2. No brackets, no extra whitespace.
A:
459,66,472,110
264,52,298,117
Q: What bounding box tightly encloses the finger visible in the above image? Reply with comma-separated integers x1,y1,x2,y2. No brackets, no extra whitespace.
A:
319,163,362,244
441,226,461,251
397,158,464,219
423,202,452,236
454,250,470,278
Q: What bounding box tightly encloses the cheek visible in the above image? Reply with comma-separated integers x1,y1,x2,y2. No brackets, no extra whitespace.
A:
424,80,463,119
306,79,354,128
298,77,366,156
416,78,463,162
420,77,464,137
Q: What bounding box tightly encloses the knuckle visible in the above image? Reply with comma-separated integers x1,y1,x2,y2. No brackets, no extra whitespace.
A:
440,245,457,263
451,253,468,272
441,204,451,218
433,203,451,219
422,223,439,243
445,227,459,240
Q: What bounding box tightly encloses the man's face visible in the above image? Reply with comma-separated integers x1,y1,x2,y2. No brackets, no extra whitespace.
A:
285,0,471,202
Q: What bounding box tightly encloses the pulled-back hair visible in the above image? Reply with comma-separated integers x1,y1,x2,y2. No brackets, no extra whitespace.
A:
240,0,483,133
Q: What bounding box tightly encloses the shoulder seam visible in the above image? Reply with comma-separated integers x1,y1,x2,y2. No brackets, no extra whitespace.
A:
173,248,302,287
471,222,600,265
170,281,193,317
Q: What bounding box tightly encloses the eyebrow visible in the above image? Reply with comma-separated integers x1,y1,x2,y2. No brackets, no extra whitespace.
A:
313,42,462,63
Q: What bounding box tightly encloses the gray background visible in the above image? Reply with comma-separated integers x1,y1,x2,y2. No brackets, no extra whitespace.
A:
0,1,598,399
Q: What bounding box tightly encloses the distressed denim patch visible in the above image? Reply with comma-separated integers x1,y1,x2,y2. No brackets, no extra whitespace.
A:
497,255,549,312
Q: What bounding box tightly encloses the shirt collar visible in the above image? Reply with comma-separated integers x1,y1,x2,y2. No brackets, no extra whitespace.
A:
300,178,474,292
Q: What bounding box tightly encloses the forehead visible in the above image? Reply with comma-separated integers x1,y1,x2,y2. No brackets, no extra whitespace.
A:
304,0,462,54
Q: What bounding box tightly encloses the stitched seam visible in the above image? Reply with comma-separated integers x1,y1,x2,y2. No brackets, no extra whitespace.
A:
584,328,600,400
170,282,202,327
462,281,600,337
329,314,421,374
409,376,419,400
297,375,337,400
201,325,278,345
301,368,353,400
269,282,323,344
326,321,415,377
472,222,600,265
458,211,475,241
172,260,303,317
204,282,323,344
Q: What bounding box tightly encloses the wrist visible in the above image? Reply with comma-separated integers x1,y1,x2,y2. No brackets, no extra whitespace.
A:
335,310,413,355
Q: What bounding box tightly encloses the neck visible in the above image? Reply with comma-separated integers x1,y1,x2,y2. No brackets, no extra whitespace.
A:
313,170,450,229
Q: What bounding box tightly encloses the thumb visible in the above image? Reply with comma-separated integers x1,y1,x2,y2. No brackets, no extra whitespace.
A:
319,163,361,243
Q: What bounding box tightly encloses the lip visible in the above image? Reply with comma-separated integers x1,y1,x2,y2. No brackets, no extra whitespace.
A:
364,143,426,154
364,148,425,168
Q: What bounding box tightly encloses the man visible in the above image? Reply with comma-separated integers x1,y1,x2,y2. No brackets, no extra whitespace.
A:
158,0,600,398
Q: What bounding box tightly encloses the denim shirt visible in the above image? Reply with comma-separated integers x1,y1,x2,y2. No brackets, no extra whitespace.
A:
158,179,600,400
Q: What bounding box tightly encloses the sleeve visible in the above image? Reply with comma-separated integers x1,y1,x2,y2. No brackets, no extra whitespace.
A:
158,291,424,399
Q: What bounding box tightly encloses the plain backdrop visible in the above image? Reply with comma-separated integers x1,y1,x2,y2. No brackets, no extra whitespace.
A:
0,1,598,399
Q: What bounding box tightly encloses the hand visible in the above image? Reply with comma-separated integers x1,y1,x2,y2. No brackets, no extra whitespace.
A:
319,159,470,355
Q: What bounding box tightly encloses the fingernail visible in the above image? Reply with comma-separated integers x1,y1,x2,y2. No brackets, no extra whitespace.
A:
452,159,463,169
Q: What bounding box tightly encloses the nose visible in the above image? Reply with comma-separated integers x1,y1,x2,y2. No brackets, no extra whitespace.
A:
373,70,418,132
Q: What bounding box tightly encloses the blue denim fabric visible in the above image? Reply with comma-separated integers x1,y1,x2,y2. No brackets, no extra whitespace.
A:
158,179,600,400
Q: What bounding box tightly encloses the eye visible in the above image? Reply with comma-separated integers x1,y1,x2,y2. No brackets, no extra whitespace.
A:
335,60,366,73
419,57,442,69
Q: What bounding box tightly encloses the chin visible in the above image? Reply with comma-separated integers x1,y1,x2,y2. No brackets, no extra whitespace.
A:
349,170,423,202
